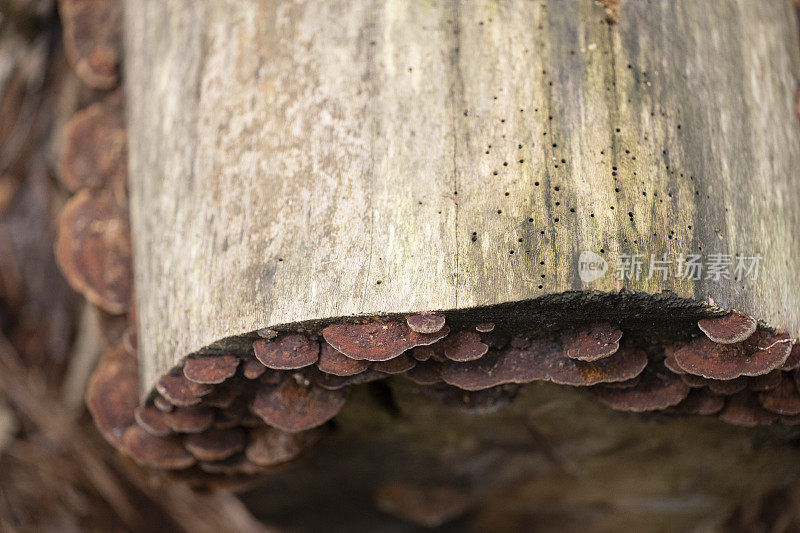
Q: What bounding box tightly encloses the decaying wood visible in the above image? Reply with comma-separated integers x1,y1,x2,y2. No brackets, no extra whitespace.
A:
125,0,800,397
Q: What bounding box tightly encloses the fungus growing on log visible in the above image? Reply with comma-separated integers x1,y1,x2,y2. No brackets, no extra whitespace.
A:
59,0,122,88
85,342,138,450
708,377,748,396
183,354,239,384
758,374,800,416
442,331,489,362
782,344,800,371
718,392,779,427
60,92,127,192
244,427,319,467
202,383,239,409
253,334,319,370
161,406,215,434
250,375,346,432
749,370,783,392
406,313,446,334
309,367,386,391
594,363,689,412
698,311,758,344
55,191,132,315
561,322,622,361
322,320,449,361
183,428,246,462
672,329,792,380
122,426,196,470
680,374,711,388
475,322,495,333
675,388,726,416
372,353,416,374
663,344,687,375
155,373,213,407
242,359,267,379
537,343,648,387
442,338,648,392
133,405,171,437
405,361,446,385
152,395,173,412
316,343,369,376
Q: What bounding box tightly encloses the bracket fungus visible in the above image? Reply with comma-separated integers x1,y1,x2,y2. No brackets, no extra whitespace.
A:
782,343,800,371
707,377,748,396
758,374,800,416
675,388,726,416
156,373,214,407
372,353,417,374
253,334,319,370
59,0,122,89
55,191,132,315
406,313,446,334
244,427,318,467
183,428,247,462
162,406,215,434
672,328,791,380
405,360,446,385
442,331,489,362
316,343,370,376
536,343,648,387
749,370,783,392
60,93,127,192
322,320,449,361
85,342,138,450
718,392,780,427
123,426,196,470
183,354,240,384
594,363,689,412
561,322,622,361
475,322,495,333
250,375,347,432
698,311,758,345
242,359,267,379
133,405,172,437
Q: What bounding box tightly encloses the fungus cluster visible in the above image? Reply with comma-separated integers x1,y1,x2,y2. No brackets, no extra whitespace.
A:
86,332,324,475
85,308,800,480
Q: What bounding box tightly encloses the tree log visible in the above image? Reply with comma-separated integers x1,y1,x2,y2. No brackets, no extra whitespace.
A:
120,1,800,527
126,0,800,393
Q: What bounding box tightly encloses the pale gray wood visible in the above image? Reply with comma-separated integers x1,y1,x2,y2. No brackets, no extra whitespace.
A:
125,0,800,394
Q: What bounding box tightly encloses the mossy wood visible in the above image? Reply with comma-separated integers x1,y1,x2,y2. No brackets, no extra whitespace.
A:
125,1,800,394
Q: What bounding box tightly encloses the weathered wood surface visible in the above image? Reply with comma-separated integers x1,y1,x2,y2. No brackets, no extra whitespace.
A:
125,0,800,394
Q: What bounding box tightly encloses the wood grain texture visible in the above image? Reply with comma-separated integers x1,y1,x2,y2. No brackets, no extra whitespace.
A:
125,0,800,394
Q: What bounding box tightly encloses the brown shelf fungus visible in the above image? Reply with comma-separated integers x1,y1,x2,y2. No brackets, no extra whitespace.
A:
55,191,132,315
406,313,446,334
698,311,758,345
183,354,240,384
59,0,122,89
322,320,449,361
672,328,791,380
594,363,690,412
250,375,347,432
122,426,196,470
253,334,319,370
561,322,623,362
